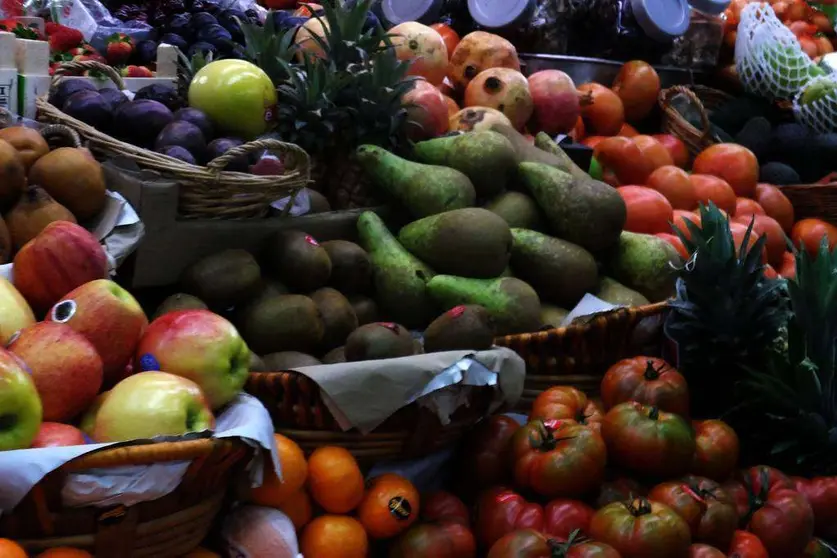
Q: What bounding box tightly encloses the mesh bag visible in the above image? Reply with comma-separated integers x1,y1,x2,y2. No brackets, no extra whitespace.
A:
736,2,826,100
794,74,837,133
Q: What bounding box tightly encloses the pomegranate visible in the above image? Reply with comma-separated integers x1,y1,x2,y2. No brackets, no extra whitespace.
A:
388,22,448,86
403,80,449,140
294,18,328,60
449,107,511,132
464,68,533,131
527,70,581,135
443,95,460,118
578,83,625,136
612,61,661,123
448,31,520,92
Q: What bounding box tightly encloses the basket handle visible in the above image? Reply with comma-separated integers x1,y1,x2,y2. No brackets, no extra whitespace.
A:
52,60,126,91
206,138,311,177
660,85,712,141
39,123,82,148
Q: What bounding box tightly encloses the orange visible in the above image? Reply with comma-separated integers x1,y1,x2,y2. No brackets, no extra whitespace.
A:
0,539,27,558
307,446,364,514
36,548,94,557
300,515,368,558
248,434,307,508
358,473,420,539
277,488,313,530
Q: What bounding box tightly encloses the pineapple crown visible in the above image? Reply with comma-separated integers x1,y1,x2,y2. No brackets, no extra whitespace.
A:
238,13,298,86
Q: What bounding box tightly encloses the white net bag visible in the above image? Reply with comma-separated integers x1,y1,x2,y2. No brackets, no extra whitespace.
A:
735,2,826,100
793,74,837,133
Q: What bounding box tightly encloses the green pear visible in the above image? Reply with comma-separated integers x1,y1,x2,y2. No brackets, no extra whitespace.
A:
398,208,512,278
356,145,476,218
427,275,541,335
412,131,516,198
605,231,681,302
357,211,435,329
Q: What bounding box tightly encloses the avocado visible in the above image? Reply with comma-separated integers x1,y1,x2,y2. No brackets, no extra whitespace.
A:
180,249,261,310
322,240,373,295
152,293,208,320
734,117,772,162
423,305,494,353
311,287,359,351
485,191,545,230
262,230,332,292
344,322,415,362
350,296,379,326
768,123,811,173
596,277,651,307
709,95,770,136
261,351,322,370
540,304,569,329
760,162,800,186
237,294,324,355
322,346,347,364
605,232,681,302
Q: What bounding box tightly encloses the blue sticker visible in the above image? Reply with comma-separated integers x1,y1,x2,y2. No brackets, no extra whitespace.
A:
138,353,160,372
83,434,95,444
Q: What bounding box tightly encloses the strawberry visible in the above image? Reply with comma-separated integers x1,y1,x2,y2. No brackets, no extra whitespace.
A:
1,18,43,40
105,32,134,65
120,65,153,78
48,27,83,53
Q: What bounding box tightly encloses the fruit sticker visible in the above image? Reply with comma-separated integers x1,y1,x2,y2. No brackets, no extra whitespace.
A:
388,496,413,521
304,235,320,247
138,353,160,372
449,305,467,318
379,322,399,333
264,104,277,123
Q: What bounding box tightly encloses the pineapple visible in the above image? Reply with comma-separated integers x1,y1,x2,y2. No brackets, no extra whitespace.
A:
238,12,298,86
664,203,789,418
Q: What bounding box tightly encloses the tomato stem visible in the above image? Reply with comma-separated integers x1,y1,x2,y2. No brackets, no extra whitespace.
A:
648,406,660,420
644,359,664,380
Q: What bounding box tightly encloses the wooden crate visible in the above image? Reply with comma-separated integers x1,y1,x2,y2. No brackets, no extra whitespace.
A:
104,160,389,288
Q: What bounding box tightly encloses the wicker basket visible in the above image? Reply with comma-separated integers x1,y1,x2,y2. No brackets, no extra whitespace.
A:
779,182,837,225
36,61,310,220
0,438,250,557
494,302,669,411
246,369,497,466
658,85,733,158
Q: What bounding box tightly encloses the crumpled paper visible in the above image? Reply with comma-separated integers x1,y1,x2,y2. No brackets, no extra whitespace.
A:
0,393,279,515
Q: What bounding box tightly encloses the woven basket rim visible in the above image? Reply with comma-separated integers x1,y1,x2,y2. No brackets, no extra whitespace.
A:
57,438,241,472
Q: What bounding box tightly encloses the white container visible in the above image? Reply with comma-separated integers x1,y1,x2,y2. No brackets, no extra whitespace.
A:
0,32,19,118
15,38,50,119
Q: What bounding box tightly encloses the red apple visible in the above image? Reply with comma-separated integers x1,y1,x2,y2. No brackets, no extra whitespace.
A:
136,310,250,410
527,70,581,135
652,134,690,169
13,221,108,313
31,422,86,447
9,322,103,422
47,279,148,387
403,79,450,140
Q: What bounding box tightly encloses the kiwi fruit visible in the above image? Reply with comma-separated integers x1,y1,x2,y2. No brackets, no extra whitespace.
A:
344,322,414,362
262,351,322,370
349,296,379,326
237,293,324,355
152,293,208,320
180,249,261,310
322,240,372,295
311,287,358,351
423,305,495,353
262,230,331,292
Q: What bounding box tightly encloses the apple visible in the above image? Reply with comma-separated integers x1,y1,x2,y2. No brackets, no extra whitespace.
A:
79,390,108,437
47,279,148,387
9,322,103,422
92,371,215,442
0,277,35,344
0,347,42,450
136,310,250,410
31,422,86,447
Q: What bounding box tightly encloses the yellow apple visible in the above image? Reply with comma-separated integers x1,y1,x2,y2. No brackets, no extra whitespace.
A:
0,277,34,343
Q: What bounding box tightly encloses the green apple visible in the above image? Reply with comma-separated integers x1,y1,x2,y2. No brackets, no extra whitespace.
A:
92,372,215,443
0,347,42,450
135,310,250,410
188,59,278,140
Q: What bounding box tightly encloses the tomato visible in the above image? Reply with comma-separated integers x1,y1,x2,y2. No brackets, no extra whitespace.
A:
529,386,604,433
734,197,765,218
511,420,607,499
632,135,674,170
799,35,819,58
487,530,621,558
390,522,477,558
691,419,740,482
791,218,837,257
600,356,690,416
689,544,726,558
672,209,701,240
779,251,797,279
735,213,787,267
689,174,737,214
543,499,595,540
455,415,518,499
589,498,692,558
602,401,696,478
430,22,459,60
729,466,814,557
728,530,769,558
729,220,766,262
618,185,675,235
799,538,833,558
647,165,697,210
595,476,648,508
793,477,837,540
648,475,738,549
612,60,661,123
578,83,625,136
753,183,794,233
594,136,656,184
473,487,544,549
422,491,470,526
656,233,690,259
617,122,639,137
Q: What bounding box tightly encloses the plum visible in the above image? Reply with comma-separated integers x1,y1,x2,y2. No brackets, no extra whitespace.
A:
160,32,188,53
206,137,247,171
114,100,174,147
49,79,96,109
134,40,158,66
155,121,207,162
197,24,232,48
98,88,129,111
157,145,196,165
190,12,217,29
173,107,214,140
63,90,113,130
134,83,181,111
166,13,194,39
188,41,218,58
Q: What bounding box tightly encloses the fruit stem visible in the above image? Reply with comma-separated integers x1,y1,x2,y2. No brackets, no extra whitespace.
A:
644,360,663,380
648,406,660,420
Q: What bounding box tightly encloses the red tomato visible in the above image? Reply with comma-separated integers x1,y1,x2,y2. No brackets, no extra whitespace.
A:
735,213,787,267
487,530,621,558
672,209,701,240
689,174,737,214
511,420,607,499
728,530,769,558
595,476,648,508
793,477,837,540
594,136,656,184
473,488,544,549
421,491,470,526
791,218,837,257
528,386,604,433
689,544,726,558
691,419,740,482
753,183,794,233
455,415,518,499
430,23,459,60
656,233,690,259
632,135,674,170
733,197,765,218
727,466,814,557
390,522,477,558
779,251,797,279
618,185,675,234
543,499,595,540
648,476,738,549
600,356,689,416
589,498,692,558
579,83,625,136
617,122,639,137
647,165,698,210
601,401,696,478
763,264,779,279
800,538,833,558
